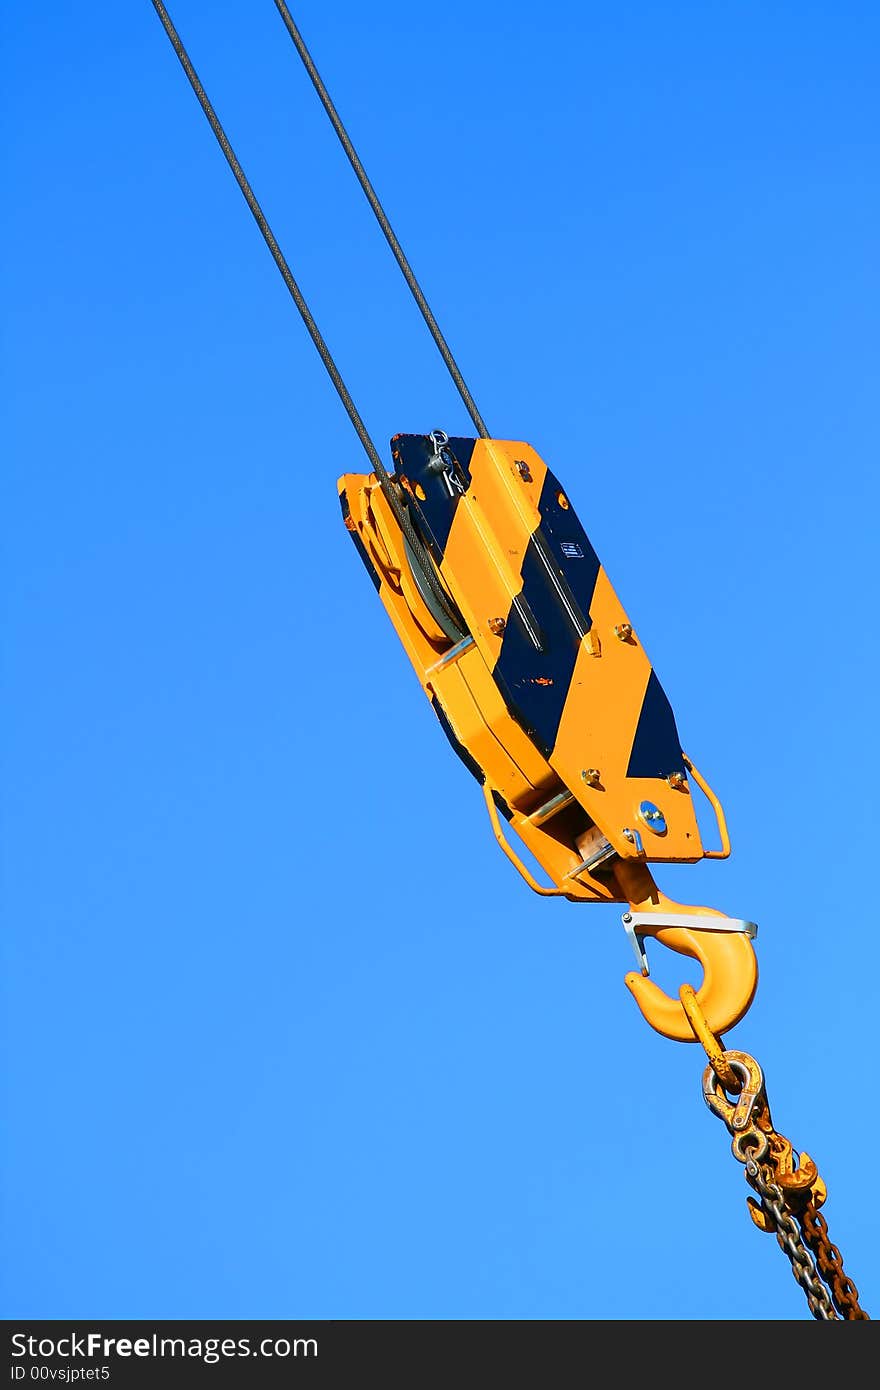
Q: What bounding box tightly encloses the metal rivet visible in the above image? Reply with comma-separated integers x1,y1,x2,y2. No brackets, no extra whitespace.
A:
581,768,601,787
488,616,506,635
614,623,633,641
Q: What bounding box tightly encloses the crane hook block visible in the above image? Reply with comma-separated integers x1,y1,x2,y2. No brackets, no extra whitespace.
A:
339,435,729,907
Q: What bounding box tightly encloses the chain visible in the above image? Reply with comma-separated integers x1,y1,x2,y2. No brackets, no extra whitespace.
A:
701,1053,869,1319
680,987,869,1320
801,1204,870,1320
739,1139,837,1320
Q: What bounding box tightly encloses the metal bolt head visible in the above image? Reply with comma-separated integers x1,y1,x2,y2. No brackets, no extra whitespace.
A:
614,622,633,641
637,800,667,834
488,616,506,636
581,768,601,787
667,771,686,789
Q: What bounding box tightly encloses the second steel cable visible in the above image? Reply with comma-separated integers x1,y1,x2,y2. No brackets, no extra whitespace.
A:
273,2,489,438
150,0,465,632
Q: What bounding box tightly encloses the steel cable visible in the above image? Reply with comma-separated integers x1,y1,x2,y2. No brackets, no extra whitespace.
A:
272,2,489,439
150,0,465,632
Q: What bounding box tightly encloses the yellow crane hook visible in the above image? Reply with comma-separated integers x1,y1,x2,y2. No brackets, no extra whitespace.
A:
614,861,758,1042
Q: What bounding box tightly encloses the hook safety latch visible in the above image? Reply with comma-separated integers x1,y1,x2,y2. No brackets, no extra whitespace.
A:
622,911,759,1043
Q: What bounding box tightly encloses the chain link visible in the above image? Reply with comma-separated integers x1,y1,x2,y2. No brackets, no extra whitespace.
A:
801,1204,870,1320
742,1152,837,1319
701,1057,870,1319
685,1000,871,1320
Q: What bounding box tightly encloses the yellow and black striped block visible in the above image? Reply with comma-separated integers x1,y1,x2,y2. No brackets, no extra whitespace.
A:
339,435,711,904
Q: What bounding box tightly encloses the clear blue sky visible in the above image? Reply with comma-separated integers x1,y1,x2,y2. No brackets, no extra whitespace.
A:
2,1,878,1322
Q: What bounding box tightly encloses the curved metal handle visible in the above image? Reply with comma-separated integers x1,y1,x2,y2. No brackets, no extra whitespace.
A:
682,753,730,860
481,781,567,897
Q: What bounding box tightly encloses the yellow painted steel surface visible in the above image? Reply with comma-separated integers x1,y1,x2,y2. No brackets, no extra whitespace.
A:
339,434,756,1039
340,437,713,887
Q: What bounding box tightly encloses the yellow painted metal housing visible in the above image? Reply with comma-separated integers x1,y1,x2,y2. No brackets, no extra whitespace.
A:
339,436,726,907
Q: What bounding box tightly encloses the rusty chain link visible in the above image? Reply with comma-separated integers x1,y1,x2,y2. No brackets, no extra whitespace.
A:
801,1204,870,1320
704,1056,869,1319
679,986,869,1320
740,1143,836,1319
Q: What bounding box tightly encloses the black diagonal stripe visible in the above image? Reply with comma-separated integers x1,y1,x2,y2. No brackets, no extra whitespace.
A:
492,471,603,757
626,669,687,780
389,433,476,563
528,469,598,642
492,538,584,756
